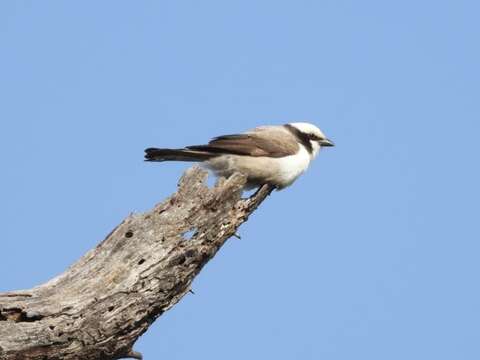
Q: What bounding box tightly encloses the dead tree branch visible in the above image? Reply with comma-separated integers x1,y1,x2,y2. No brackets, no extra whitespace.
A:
0,167,273,360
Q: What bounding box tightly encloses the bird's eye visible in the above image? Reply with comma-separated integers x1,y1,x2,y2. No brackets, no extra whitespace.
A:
308,134,322,141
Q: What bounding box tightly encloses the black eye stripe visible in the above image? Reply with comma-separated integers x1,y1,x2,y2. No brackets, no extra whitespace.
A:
307,133,322,141
284,124,313,153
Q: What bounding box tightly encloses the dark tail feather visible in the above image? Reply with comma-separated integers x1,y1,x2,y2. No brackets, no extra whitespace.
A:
144,148,215,162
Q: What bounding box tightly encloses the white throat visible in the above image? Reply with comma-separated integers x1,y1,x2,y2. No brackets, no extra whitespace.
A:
310,141,321,158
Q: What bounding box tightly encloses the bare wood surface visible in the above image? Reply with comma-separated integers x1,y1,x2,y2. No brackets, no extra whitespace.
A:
0,167,273,360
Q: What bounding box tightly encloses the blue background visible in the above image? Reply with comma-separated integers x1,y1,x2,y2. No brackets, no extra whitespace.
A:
1,1,479,359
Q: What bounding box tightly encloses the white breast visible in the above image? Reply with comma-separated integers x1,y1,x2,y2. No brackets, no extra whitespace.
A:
205,144,314,189
271,144,312,188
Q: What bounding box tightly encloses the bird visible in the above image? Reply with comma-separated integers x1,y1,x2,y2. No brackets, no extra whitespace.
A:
144,122,334,190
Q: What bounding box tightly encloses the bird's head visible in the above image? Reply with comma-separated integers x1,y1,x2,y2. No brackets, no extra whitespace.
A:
289,122,334,156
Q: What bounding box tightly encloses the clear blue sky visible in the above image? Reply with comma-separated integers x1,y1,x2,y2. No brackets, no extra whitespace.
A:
1,1,479,359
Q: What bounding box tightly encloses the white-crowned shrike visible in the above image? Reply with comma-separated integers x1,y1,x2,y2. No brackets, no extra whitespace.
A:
145,122,334,190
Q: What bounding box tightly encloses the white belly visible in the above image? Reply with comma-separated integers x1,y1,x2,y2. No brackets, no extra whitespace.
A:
205,145,312,189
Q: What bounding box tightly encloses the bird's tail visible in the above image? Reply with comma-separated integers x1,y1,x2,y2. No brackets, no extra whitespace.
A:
144,148,216,162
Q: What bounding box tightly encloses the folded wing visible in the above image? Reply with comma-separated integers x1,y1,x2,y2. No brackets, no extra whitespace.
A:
187,129,298,158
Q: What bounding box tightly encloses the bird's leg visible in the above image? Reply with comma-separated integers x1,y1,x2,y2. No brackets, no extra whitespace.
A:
249,183,272,198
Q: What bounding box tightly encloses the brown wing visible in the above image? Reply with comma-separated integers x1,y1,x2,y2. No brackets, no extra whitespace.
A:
186,128,298,158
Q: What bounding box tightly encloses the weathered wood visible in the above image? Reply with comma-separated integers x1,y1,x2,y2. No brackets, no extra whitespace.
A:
0,167,273,360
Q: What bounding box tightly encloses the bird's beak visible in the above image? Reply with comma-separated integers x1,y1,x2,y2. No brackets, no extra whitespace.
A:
319,138,335,147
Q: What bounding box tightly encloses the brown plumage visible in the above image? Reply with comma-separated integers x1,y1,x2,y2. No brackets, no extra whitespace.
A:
145,126,300,162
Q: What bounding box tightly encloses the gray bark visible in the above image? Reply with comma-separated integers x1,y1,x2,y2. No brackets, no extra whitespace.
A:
0,167,273,360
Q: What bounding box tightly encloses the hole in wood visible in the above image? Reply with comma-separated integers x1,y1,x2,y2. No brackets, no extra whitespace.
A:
0,308,44,322
138,258,145,265
169,254,186,266
182,229,196,241
185,248,198,258
125,231,134,238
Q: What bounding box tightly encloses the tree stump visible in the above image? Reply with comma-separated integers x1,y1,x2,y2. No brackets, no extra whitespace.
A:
0,167,273,360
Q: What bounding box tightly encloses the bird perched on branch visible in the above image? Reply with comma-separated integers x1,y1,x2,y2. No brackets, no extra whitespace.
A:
145,122,334,190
